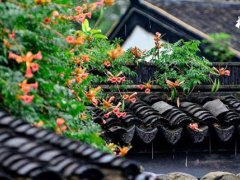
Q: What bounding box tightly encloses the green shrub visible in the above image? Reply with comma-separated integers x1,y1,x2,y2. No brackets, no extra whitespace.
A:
202,33,235,62
0,0,132,152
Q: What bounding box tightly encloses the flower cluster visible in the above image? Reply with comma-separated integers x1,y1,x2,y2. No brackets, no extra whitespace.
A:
34,121,44,127
43,17,51,24
61,1,104,24
122,92,137,103
118,146,130,157
106,143,131,157
103,60,111,67
9,51,42,78
81,54,90,63
8,31,15,39
43,10,60,24
86,86,102,106
18,94,34,104
68,67,89,85
188,123,200,132
101,44,124,67
18,80,38,104
107,71,126,83
66,35,85,46
213,67,230,76
98,96,127,119
55,118,68,134
8,51,41,104
103,102,126,119
72,55,90,66
138,83,152,94
131,47,144,58
102,96,115,109
3,39,11,49
166,79,184,89
19,80,38,94
154,32,163,49
67,9,91,23
108,44,124,60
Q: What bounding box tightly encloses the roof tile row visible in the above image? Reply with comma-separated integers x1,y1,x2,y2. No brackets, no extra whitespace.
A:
0,111,141,179
93,95,240,145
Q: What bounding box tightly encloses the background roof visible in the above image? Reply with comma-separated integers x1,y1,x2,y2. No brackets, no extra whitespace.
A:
145,0,240,51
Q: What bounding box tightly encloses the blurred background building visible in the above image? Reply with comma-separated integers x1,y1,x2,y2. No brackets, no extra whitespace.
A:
99,0,239,55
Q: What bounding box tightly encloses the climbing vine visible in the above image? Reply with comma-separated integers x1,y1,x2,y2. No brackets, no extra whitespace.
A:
0,0,133,153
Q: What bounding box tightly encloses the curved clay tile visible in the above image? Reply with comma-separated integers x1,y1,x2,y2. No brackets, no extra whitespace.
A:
0,111,141,179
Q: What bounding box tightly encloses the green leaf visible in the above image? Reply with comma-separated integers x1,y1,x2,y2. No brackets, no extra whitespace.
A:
215,78,220,92
211,78,220,93
82,19,91,32
171,88,177,100
93,34,107,39
211,78,217,92
122,100,125,110
91,29,102,34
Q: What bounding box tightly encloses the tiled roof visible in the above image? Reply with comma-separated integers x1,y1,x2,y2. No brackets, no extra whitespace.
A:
93,95,240,146
0,111,141,180
145,0,240,51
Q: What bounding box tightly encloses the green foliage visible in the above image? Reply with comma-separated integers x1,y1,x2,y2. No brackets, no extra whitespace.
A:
0,0,133,151
73,33,134,84
202,33,235,62
141,40,215,99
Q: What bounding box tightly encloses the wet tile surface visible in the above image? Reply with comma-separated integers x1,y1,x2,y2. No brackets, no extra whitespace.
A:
129,152,240,177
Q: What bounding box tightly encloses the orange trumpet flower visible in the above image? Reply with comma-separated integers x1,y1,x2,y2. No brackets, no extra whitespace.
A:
71,67,89,84
55,118,67,134
66,36,85,46
86,86,101,106
118,146,130,157
8,51,42,78
188,123,201,132
131,47,144,58
107,71,126,83
104,0,115,6
122,92,137,103
108,44,124,60
18,95,34,104
166,79,184,89
19,80,38,94
213,67,230,76
138,82,152,94
102,96,115,109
